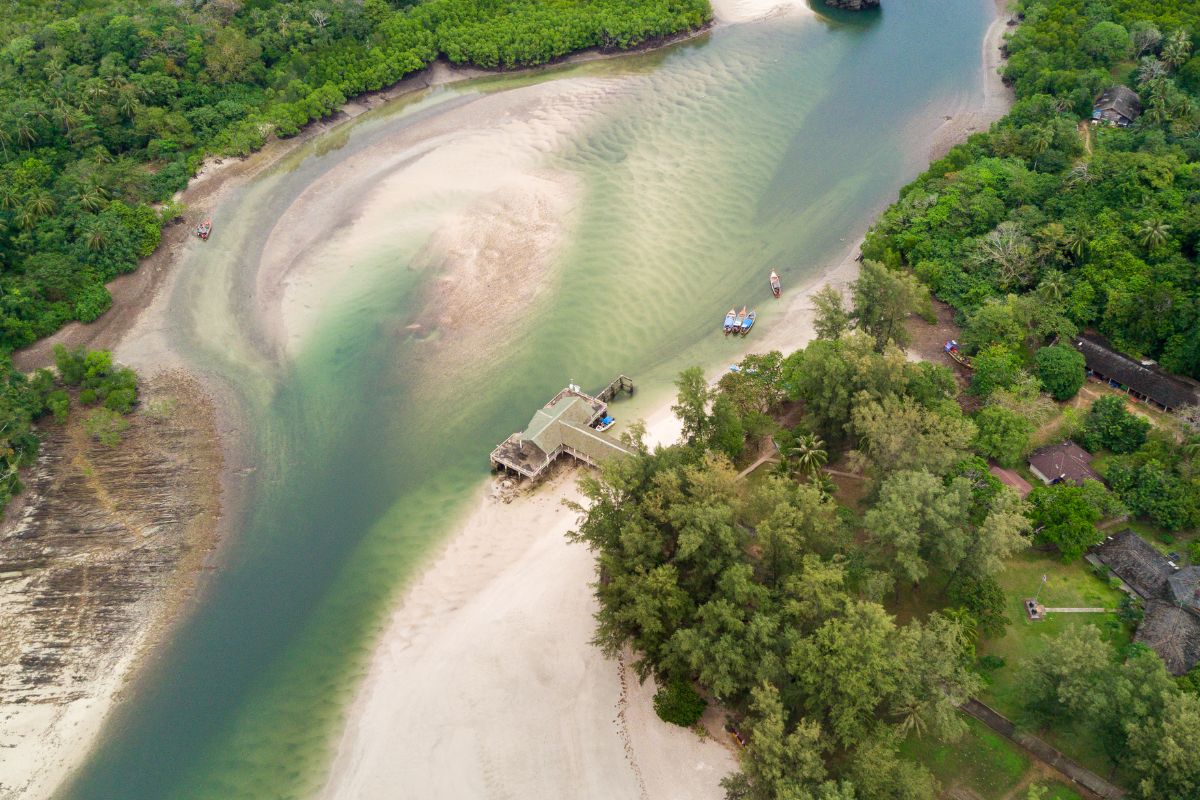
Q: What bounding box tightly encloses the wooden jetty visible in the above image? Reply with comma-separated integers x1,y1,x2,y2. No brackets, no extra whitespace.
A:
491,376,636,481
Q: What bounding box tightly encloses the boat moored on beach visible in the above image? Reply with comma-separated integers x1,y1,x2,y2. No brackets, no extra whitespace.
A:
770,271,781,298
734,306,747,332
740,310,757,336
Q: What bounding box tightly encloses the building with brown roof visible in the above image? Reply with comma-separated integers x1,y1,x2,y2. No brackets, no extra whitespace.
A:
988,464,1032,498
1027,441,1100,486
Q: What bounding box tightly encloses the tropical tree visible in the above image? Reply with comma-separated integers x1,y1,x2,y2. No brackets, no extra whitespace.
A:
1139,218,1171,249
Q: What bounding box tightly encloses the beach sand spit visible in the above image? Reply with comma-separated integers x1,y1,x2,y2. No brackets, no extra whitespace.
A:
321,2,1013,795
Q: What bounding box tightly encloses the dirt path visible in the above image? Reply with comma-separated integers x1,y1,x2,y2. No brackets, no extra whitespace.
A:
1078,120,1093,155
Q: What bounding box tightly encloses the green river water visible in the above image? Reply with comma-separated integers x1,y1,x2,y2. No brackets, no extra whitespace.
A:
64,2,994,797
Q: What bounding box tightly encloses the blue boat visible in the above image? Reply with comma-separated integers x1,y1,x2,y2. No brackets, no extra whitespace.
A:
740,310,757,336
723,307,737,335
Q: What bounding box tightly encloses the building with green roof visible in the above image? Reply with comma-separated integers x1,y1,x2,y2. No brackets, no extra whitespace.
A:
491,383,635,480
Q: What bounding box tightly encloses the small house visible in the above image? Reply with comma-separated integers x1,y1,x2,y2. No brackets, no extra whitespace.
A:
1074,335,1200,413
1095,531,1200,675
1027,441,1100,487
1092,86,1141,127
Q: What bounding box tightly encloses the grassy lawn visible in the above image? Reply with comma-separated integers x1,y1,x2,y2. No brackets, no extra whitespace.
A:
977,549,1132,780
900,716,1028,800
1042,783,1084,800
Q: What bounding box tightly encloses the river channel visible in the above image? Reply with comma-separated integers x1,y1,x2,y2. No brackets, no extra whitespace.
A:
65,2,994,797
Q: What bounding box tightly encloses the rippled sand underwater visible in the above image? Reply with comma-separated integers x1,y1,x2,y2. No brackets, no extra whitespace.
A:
66,3,995,798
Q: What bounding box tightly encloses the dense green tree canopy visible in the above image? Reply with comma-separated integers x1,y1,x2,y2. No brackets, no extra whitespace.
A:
1034,344,1086,400
862,0,1200,380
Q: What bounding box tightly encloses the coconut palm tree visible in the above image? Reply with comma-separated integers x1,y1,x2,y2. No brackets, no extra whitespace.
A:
783,433,827,478
27,191,55,218
1037,270,1068,303
892,698,929,738
1064,228,1088,260
1028,125,1054,169
1139,218,1171,249
76,185,107,213
85,225,109,252
1162,30,1193,70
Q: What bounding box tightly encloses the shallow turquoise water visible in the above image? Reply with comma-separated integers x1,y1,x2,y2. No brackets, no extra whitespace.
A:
64,3,994,798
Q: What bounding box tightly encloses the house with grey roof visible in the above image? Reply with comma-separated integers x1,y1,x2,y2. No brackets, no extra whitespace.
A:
1095,530,1200,675
1092,86,1142,127
1074,335,1200,413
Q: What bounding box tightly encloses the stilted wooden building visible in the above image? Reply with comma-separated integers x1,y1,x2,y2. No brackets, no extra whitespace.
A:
491,377,635,481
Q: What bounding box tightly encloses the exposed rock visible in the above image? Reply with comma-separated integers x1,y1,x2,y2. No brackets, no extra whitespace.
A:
0,371,222,798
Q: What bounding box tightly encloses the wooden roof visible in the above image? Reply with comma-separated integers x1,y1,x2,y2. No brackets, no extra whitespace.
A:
1094,86,1141,121
1095,530,1173,600
1074,335,1200,411
1137,600,1200,676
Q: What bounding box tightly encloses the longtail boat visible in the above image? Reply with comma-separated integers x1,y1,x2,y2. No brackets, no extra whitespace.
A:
769,271,781,298
723,307,737,335
734,306,747,333
740,310,757,336
944,340,974,369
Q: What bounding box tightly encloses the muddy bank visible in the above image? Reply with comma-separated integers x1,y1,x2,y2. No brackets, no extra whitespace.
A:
0,373,222,800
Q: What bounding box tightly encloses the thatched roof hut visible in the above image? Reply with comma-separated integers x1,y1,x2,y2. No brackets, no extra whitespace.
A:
1095,532,1200,675
1168,566,1200,615
1095,530,1173,600
1074,335,1200,413
1136,601,1200,676
1092,86,1142,126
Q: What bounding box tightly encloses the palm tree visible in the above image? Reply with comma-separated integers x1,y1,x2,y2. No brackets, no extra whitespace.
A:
783,433,827,478
1064,228,1088,260
1037,270,1068,303
1028,125,1054,169
892,698,929,738
0,184,19,211
1162,30,1193,70
1139,218,1171,249
27,191,55,218
76,185,107,213
85,226,109,252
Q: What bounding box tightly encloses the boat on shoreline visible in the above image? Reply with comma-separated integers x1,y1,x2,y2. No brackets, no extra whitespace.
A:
734,306,747,334
770,271,781,298
944,339,974,369
723,307,737,335
740,310,757,336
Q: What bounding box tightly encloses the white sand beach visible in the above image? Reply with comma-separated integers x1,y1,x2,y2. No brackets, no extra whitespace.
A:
319,2,1014,795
